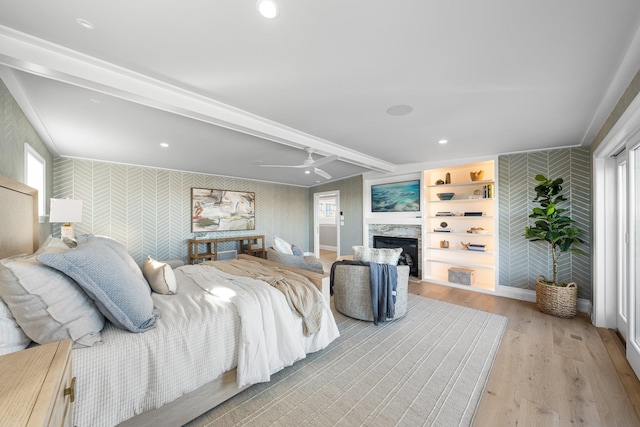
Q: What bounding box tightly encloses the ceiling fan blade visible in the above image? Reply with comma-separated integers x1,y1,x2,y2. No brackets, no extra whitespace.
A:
311,154,338,168
314,168,332,179
259,164,305,168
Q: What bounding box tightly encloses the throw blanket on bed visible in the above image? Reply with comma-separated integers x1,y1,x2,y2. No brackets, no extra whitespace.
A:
180,264,307,387
369,262,398,325
204,259,324,336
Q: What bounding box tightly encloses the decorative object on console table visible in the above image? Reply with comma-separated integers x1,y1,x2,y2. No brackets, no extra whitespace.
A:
524,174,585,318
49,198,83,240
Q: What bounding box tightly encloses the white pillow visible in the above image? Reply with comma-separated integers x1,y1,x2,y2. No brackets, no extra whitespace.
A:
273,236,294,255
352,246,403,266
143,256,177,295
0,297,31,355
0,250,105,348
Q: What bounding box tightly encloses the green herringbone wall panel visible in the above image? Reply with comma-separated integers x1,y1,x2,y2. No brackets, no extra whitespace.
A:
498,148,591,300
53,158,310,266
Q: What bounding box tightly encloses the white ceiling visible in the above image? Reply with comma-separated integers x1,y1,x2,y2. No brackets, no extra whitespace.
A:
1,1,640,186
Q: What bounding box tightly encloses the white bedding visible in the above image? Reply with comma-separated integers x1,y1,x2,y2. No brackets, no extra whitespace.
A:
72,264,339,427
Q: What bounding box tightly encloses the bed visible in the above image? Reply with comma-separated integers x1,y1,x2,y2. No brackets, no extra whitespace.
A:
0,174,339,426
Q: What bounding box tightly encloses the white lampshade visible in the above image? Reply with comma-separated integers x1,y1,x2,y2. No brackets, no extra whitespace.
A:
50,199,83,239
49,199,83,224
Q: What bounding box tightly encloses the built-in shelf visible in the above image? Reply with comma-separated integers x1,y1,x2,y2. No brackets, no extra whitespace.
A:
423,160,497,291
427,232,495,237
427,247,495,255
427,216,494,219
427,179,494,188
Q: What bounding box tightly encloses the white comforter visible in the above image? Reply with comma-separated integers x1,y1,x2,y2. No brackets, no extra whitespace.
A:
72,264,339,427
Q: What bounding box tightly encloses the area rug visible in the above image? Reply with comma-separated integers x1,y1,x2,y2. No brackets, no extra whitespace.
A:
185,294,507,427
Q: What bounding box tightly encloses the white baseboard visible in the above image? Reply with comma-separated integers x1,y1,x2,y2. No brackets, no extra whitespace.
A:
319,245,337,251
496,286,591,314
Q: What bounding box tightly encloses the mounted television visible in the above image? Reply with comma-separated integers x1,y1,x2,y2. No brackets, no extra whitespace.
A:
371,179,421,213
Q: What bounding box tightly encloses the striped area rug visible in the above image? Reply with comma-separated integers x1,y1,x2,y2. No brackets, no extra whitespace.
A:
186,294,507,427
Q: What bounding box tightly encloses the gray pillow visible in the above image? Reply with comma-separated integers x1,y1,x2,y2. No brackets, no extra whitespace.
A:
37,236,160,333
0,250,104,347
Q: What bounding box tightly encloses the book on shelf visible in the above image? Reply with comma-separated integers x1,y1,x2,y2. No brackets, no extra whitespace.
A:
434,228,452,232
482,184,494,198
436,212,453,216
463,211,484,216
468,244,486,252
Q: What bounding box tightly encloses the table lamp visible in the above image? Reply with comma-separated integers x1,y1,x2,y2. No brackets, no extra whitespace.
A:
49,198,83,240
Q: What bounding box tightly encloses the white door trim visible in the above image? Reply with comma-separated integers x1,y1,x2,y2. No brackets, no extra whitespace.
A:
313,190,340,258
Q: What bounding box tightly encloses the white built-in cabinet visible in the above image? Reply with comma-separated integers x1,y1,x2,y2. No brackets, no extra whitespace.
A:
422,160,497,291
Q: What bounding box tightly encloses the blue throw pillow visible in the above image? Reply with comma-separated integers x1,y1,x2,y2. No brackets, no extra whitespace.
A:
291,246,304,257
37,236,159,333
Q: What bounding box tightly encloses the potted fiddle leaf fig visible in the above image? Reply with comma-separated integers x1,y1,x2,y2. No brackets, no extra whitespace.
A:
524,174,586,318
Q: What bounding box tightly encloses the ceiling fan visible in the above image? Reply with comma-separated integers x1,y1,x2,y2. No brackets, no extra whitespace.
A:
260,147,338,179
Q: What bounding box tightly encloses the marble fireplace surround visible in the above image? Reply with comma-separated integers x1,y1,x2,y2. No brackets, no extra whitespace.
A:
367,224,422,277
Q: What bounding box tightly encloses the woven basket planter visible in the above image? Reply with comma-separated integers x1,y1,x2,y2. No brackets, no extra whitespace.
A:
535,275,577,318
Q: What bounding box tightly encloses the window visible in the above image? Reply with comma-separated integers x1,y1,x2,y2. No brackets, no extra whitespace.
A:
318,199,336,218
24,143,46,218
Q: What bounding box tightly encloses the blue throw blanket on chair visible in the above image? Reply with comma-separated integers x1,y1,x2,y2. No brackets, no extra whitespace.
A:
369,263,398,325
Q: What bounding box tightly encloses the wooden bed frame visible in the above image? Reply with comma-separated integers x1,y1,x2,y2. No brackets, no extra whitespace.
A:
0,174,328,427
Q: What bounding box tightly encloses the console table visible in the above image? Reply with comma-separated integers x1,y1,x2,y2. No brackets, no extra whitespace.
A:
188,235,265,264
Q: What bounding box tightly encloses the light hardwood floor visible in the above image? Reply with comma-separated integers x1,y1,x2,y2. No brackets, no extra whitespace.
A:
319,250,640,426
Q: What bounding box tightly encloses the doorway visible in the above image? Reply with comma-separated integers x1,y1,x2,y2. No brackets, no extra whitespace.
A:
593,107,640,380
313,191,340,263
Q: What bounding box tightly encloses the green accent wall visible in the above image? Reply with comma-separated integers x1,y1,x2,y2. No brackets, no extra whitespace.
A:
498,148,591,300
53,158,311,265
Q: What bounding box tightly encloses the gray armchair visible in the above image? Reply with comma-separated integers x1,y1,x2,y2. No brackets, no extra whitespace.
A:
266,247,324,274
333,264,409,321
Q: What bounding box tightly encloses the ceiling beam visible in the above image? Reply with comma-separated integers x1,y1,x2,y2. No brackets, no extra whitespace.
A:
0,26,396,173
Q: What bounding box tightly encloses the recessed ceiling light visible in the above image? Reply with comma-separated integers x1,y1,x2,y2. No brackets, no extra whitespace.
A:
386,104,414,116
438,139,448,144
305,170,311,174
160,142,169,148
76,18,95,30
89,97,101,104
257,0,279,19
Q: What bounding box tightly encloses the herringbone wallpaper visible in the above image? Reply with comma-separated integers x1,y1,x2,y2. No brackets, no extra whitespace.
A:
498,148,591,299
53,158,310,266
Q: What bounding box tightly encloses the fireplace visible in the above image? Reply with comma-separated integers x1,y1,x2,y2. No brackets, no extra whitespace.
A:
373,235,419,277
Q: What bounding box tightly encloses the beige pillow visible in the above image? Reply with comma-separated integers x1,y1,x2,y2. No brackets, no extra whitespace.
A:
352,246,403,265
143,256,177,295
273,236,294,255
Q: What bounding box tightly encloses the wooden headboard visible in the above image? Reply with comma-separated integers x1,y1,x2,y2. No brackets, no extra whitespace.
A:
0,174,39,258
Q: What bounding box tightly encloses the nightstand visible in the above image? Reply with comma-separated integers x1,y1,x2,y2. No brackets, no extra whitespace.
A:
0,339,75,426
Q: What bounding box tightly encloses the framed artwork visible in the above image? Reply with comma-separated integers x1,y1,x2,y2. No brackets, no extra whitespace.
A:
371,179,421,213
191,188,255,232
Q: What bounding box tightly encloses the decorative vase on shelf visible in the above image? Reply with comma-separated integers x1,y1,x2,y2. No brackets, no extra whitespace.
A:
445,172,451,184
470,170,484,181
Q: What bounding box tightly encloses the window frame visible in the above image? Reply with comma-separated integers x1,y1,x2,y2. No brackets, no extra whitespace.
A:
24,143,46,220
